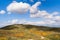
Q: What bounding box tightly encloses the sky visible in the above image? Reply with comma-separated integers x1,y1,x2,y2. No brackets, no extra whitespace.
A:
0,0,60,28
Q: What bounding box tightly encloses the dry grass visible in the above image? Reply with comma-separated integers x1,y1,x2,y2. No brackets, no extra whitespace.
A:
0,24,60,40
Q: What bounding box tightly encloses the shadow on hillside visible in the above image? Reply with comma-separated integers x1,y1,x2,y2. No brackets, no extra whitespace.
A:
24,25,60,32
0,24,60,32
0,25,18,30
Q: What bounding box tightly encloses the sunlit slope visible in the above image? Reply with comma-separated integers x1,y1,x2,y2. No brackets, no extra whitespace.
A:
0,24,60,40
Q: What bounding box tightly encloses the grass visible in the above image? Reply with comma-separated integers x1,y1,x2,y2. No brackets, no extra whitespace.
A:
0,24,60,40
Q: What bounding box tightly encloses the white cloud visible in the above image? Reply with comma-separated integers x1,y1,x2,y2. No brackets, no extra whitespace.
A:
7,1,41,14
29,2,60,27
24,19,60,27
25,21,44,25
5,19,47,26
30,10,52,18
7,1,31,13
30,10,46,17
52,12,59,16
24,20,55,26
8,19,18,24
7,19,27,25
0,19,18,28
5,1,60,27
30,2,41,14
0,10,6,14
30,10,60,27
11,19,18,24
54,16,60,21
0,18,60,28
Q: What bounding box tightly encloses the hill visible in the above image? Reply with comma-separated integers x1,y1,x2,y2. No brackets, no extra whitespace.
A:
0,24,60,40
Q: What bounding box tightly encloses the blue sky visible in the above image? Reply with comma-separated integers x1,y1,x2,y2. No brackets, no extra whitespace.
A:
0,0,60,27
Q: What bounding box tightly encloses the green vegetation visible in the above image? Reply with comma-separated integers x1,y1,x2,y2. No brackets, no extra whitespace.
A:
0,24,60,40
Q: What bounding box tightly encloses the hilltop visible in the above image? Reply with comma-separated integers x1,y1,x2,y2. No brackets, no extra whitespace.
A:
0,24,60,40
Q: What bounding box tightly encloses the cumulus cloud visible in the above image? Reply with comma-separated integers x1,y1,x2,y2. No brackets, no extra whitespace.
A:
25,21,46,25
52,12,59,16
24,20,60,27
30,2,41,14
30,10,60,21
0,18,60,27
54,16,60,21
0,19,18,28
8,19,18,24
7,19,27,25
7,1,31,13
29,1,60,27
30,10,60,27
6,1,60,27
0,10,6,14
7,1,41,14
30,10,49,18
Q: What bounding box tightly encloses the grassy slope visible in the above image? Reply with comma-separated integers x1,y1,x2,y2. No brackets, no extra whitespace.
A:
0,24,60,40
